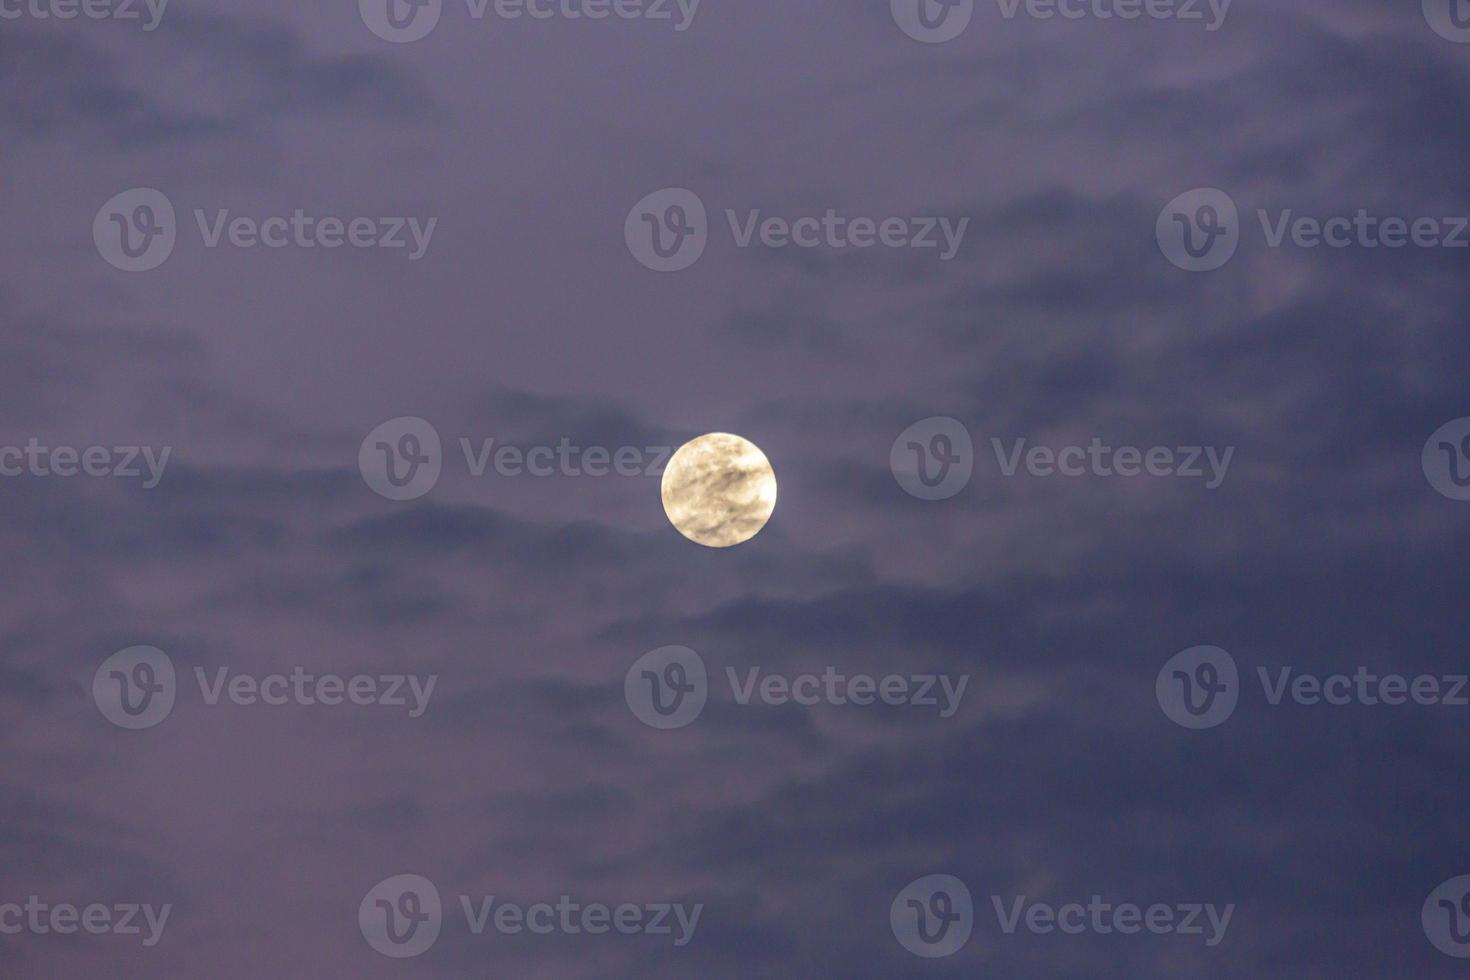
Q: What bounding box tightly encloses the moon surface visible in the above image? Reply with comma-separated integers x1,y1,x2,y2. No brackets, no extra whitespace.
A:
661,433,777,547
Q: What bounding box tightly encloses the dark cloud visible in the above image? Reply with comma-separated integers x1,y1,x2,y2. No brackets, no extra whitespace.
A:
0,12,433,148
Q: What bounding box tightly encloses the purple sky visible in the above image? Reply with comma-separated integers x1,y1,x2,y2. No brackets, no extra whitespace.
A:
3,0,1470,976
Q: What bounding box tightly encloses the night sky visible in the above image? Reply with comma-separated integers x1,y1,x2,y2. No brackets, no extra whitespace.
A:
3,1,1470,976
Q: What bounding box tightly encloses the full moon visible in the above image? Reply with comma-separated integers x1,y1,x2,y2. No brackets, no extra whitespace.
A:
661,433,777,548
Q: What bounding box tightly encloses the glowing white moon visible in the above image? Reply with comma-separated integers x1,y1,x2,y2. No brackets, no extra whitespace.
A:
661,433,777,548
